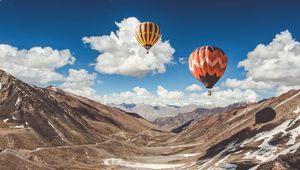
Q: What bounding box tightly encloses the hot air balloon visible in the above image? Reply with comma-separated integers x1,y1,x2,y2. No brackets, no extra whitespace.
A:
188,46,227,96
136,22,161,54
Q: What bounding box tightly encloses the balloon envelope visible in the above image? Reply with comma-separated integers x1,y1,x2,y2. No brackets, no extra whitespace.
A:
189,46,227,89
136,22,161,52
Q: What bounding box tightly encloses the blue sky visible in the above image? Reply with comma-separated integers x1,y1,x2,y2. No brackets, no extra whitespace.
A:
0,0,299,106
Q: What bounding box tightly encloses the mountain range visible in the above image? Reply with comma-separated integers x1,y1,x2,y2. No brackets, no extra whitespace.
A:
111,103,201,122
0,69,299,170
153,102,248,131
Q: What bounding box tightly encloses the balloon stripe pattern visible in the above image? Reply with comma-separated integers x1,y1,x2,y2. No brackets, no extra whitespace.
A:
136,22,161,50
189,46,227,89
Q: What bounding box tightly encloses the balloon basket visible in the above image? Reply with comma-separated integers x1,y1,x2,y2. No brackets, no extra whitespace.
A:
207,90,212,96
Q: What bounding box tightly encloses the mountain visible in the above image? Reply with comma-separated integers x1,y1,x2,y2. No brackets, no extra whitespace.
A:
1,69,300,169
153,102,247,131
163,89,300,169
104,89,300,170
257,147,300,170
111,103,201,121
102,89,300,170
0,69,161,169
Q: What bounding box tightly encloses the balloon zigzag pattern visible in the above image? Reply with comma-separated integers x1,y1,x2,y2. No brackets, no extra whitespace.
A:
189,46,227,89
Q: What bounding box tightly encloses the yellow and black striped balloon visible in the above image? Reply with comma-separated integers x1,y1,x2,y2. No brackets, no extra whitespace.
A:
136,22,161,53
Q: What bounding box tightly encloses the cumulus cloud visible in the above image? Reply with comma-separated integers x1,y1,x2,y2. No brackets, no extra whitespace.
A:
102,86,154,105
0,44,75,85
224,78,274,91
60,69,97,98
157,85,183,99
225,30,300,95
185,84,202,92
239,30,300,85
276,85,300,95
186,88,255,106
101,85,183,106
100,85,257,107
83,17,175,77
106,86,153,102
132,86,151,96
0,44,99,99
187,88,257,106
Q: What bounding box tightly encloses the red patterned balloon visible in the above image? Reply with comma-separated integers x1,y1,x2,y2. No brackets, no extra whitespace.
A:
189,46,227,95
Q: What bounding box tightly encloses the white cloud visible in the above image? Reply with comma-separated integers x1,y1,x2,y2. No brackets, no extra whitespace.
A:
157,85,183,99
101,85,183,106
239,30,300,86
178,57,188,64
102,86,154,105
0,44,100,99
185,84,202,92
224,78,274,91
225,30,300,95
60,69,97,98
132,86,151,96
99,85,256,107
0,44,75,86
277,85,300,95
188,88,257,106
83,17,175,77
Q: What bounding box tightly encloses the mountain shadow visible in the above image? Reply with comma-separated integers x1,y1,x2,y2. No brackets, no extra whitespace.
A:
171,119,194,133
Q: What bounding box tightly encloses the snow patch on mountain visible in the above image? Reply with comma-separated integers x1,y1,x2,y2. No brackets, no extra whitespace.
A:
199,142,237,169
103,158,184,169
15,97,21,106
242,106,300,161
294,106,300,113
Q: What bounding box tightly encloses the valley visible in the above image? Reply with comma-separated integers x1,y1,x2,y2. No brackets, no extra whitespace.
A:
0,69,300,170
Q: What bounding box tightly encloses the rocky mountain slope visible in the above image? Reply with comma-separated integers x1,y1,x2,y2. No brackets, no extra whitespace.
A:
153,103,247,131
0,69,163,169
102,89,300,170
0,69,299,170
163,89,300,170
